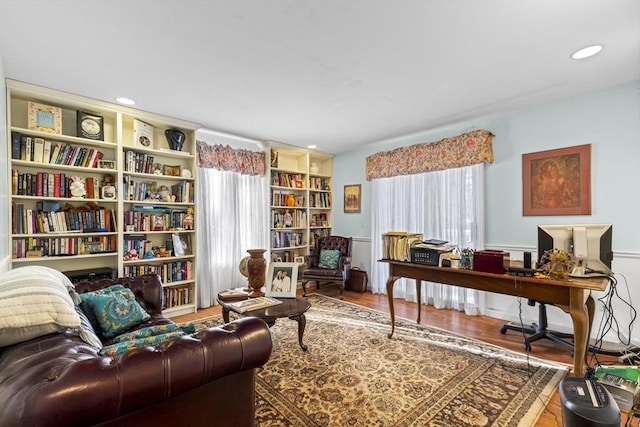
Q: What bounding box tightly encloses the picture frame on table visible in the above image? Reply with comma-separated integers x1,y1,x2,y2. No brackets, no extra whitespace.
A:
28,101,62,135
344,184,361,213
522,144,591,216
265,262,298,298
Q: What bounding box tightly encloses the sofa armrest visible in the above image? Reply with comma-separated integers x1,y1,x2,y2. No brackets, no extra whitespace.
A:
0,317,272,427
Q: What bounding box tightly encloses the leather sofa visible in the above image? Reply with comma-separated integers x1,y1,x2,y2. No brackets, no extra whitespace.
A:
0,274,273,427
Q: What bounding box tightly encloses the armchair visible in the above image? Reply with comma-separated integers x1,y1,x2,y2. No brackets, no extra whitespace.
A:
302,235,352,299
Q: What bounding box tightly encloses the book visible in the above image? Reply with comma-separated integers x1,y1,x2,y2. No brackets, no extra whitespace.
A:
227,296,282,314
42,139,52,163
77,110,104,140
218,288,250,302
11,131,21,159
133,119,154,148
33,138,45,163
597,372,640,411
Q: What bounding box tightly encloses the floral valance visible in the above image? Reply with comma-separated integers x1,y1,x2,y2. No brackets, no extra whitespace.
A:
365,130,494,180
196,140,266,176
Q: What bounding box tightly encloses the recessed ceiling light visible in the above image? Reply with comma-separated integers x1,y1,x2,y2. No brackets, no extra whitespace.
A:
307,144,317,149
571,45,604,60
115,97,136,106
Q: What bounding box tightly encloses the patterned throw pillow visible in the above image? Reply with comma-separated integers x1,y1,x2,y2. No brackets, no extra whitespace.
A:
80,286,150,338
79,285,125,332
319,249,341,269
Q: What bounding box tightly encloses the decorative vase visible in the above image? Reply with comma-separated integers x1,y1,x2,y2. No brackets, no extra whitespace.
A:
246,249,267,297
165,128,185,151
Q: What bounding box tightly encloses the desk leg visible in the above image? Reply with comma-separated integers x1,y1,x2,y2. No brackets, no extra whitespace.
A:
386,275,400,339
416,279,422,324
222,306,230,324
568,288,589,376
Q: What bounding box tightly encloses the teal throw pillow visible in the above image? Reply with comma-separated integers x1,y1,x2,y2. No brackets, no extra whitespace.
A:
319,249,341,269
79,285,125,332
80,286,150,338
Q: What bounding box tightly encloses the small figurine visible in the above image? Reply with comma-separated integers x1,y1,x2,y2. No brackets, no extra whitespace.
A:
128,249,138,260
70,176,86,199
184,207,194,230
158,245,169,257
143,250,155,259
283,210,293,227
158,185,174,202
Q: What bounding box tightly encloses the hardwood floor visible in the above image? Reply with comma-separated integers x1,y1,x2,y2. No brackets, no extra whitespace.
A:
173,288,626,427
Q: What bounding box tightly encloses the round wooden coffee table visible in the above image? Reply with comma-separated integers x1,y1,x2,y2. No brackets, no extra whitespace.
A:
218,295,311,351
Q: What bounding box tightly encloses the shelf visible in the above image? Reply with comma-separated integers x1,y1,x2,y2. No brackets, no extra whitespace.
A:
7,79,200,317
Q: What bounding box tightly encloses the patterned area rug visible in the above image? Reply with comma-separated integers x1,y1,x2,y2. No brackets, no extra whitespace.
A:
194,294,568,426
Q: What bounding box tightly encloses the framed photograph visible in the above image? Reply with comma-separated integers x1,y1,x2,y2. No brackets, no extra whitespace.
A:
28,101,62,134
265,262,298,298
522,144,591,216
80,241,104,255
77,111,104,140
344,184,361,213
98,159,116,170
164,164,181,176
172,233,192,256
294,256,305,264
101,185,117,200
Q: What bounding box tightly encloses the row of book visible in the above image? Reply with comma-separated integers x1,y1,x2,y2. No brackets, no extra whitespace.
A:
162,286,193,309
309,192,331,208
309,228,331,245
272,209,306,229
124,208,192,232
272,230,304,249
381,232,424,261
271,191,304,207
11,131,104,168
12,203,115,235
271,171,305,188
122,177,194,203
309,213,328,227
124,150,156,174
12,235,117,258
12,170,105,199
123,260,193,284
309,176,330,190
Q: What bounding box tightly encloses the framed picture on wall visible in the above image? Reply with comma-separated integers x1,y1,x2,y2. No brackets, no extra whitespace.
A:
344,184,361,213
522,144,591,216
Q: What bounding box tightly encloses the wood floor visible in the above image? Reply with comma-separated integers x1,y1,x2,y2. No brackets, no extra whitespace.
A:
173,288,627,427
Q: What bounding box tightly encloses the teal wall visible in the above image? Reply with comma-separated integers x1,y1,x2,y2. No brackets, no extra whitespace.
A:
333,80,640,253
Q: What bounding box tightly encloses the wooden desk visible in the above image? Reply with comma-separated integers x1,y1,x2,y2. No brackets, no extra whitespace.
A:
381,260,609,376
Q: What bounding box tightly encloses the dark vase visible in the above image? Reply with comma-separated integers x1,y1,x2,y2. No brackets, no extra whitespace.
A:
165,128,185,151
247,249,267,297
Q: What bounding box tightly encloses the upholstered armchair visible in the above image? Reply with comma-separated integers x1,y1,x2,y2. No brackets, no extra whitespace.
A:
302,235,352,299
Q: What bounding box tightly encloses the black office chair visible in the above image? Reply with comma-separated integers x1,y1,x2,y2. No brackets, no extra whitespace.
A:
500,300,575,352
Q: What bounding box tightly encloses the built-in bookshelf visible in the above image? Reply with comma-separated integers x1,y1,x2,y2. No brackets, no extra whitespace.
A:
6,79,200,317
268,145,333,261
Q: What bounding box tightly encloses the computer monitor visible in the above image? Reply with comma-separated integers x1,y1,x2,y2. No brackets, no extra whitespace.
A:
537,223,613,277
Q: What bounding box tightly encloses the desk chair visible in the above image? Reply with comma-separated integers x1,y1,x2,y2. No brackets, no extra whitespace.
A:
500,300,574,352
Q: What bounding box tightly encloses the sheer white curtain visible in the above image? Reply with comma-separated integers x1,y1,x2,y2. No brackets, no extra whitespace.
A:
370,163,485,315
196,167,269,308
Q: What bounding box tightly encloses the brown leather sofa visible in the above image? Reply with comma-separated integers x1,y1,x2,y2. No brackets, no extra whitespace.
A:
0,274,272,427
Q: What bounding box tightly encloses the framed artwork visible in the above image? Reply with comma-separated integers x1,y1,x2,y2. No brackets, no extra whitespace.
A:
265,262,298,298
164,164,181,176
172,233,192,256
77,111,104,140
28,101,62,134
344,184,361,213
293,256,305,264
522,144,591,216
80,241,104,255
98,159,116,170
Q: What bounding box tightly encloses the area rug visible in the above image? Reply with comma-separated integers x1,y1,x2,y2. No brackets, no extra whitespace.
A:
194,294,568,426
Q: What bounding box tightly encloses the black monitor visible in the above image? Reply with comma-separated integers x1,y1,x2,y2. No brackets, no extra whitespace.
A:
537,223,613,277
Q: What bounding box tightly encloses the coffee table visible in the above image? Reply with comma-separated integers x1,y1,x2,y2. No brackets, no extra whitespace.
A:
217,295,311,351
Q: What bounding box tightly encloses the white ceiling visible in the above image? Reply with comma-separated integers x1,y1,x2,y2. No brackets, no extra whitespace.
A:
0,1,638,154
